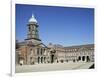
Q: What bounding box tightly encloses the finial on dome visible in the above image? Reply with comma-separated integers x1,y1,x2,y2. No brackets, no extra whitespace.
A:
32,13,34,18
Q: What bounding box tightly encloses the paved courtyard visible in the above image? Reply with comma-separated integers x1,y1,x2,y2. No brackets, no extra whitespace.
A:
15,62,94,73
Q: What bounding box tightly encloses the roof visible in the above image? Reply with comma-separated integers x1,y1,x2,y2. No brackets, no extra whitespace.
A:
64,44,94,49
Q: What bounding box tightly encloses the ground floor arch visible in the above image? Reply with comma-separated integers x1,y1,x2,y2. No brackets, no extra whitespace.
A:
86,56,90,62
82,56,85,61
78,56,81,61
51,54,54,63
41,57,43,63
38,57,40,63
77,56,90,62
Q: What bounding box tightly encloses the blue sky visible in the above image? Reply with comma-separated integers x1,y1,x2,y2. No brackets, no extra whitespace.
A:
16,4,94,46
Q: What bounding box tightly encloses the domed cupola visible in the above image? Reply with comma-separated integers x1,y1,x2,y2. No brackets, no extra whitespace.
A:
28,14,37,23
26,13,41,43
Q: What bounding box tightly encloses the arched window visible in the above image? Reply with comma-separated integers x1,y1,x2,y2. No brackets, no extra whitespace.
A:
37,48,39,55
41,48,42,55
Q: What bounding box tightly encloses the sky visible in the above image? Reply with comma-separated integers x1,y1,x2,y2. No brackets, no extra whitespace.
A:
16,4,94,46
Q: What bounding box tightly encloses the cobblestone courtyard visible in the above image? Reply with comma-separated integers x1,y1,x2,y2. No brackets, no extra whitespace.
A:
15,62,94,73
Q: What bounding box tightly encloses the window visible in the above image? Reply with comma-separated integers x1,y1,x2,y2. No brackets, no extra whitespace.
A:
37,48,39,55
28,26,31,31
41,48,42,55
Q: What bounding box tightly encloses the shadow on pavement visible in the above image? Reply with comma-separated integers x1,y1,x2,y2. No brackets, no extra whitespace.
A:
89,64,94,69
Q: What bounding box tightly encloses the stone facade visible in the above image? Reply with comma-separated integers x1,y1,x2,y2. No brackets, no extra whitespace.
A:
54,44,94,63
16,14,94,65
16,43,94,65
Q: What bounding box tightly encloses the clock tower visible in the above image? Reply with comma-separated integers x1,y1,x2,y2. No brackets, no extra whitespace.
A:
26,14,41,45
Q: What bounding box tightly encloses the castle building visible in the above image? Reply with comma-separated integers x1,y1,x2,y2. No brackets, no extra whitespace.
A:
16,14,94,65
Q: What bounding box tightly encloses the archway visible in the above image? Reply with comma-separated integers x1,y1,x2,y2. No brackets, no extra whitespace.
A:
41,57,43,63
44,57,46,63
73,59,75,62
51,55,54,63
78,56,81,61
82,56,85,61
86,56,90,62
38,57,40,64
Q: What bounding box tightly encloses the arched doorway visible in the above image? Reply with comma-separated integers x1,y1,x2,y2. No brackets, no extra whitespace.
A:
41,57,43,63
73,59,75,62
51,54,54,63
86,56,90,62
38,57,40,64
44,57,46,63
78,56,81,61
50,50,56,63
82,56,85,61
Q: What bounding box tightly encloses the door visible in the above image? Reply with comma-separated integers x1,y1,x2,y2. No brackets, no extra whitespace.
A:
51,55,54,63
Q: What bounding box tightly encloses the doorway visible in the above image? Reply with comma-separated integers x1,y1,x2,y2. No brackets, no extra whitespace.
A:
86,56,90,62
41,57,43,63
38,57,40,63
78,56,81,61
51,55,54,63
82,56,85,61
